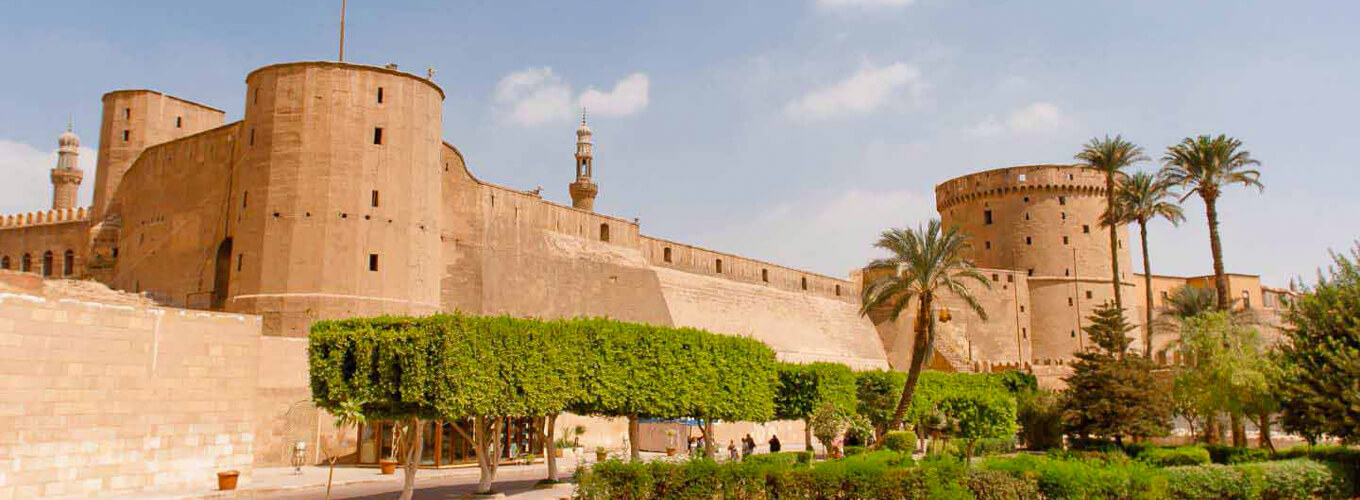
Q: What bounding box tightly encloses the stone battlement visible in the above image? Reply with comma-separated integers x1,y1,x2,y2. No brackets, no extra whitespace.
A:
935,164,1108,211
0,206,90,228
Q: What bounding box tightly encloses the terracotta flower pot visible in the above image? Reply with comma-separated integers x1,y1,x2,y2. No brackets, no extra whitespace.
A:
217,470,239,491
595,450,608,462
379,459,398,475
666,448,677,457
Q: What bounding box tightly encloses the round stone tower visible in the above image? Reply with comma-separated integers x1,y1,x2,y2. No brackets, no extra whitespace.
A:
936,164,1137,362
226,62,443,335
50,124,83,210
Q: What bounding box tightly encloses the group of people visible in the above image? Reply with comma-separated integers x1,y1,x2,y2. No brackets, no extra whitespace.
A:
685,430,782,462
726,433,780,461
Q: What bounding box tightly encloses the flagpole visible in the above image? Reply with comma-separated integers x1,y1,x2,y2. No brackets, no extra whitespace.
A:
338,0,347,62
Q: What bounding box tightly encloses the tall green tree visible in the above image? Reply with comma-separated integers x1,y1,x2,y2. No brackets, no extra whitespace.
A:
1076,135,1149,313
775,362,858,452
1276,244,1360,444
1109,170,1185,357
1160,134,1264,311
860,219,990,445
1060,302,1173,444
1172,312,1276,450
854,370,907,439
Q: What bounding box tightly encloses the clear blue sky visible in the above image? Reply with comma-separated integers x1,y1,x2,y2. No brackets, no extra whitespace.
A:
2,0,1355,286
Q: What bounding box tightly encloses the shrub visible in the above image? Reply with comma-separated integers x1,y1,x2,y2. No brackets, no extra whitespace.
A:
982,454,1165,500
744,451,800,468
974,437,1017,456
1016,389,1064,451
1275,445,1360,487
1163,463,1252,500
965,469,1042,500
882,430,918,453
1202,444,1269,465
843,445,866,457
1139,446,1211,467
1165,459,1352,500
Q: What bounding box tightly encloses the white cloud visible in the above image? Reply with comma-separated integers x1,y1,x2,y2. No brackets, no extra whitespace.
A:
705,189,937,277
0,139,96,214
785,62,925,121
578,73,650,116
493,67,574,126
817,0,917,8
967,101,1071,137
495,69,651,126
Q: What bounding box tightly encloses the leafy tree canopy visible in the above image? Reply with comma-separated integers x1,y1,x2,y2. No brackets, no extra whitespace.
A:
1276,244,1360,444
775,362,858,421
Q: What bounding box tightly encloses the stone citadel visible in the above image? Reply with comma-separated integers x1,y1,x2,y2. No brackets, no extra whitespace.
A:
0,60,1292,496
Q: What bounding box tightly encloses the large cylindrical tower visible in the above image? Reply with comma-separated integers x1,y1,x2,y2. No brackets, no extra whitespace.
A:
225,62,443,335
937,165,1138,362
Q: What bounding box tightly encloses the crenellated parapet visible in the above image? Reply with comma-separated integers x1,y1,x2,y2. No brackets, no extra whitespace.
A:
935,164,1108,212
0,207,90,229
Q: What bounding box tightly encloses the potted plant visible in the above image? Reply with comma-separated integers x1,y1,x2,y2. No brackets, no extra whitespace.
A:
665,429,678,456
594,446,609,462
379,424,401,475
216,470,240,491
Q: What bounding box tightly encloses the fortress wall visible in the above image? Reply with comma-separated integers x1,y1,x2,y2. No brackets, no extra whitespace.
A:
653,266,889,370
868,267,1033,372
93,90,226,219
0,275,261,498
229,63,443,336
438,143,486,314
641,236,857,304
0,218,90,278
107,123,242,308
939,165,1137,361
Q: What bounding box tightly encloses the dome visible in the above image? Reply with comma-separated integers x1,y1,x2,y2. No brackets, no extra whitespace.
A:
58,129,79,149
576,109,592,138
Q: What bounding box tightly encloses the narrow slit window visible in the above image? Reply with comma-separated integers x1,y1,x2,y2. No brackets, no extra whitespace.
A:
124,108,130,119
1059,196,1066,205
236,254,243,272
1082,224,1090,234
1063,236,1069,245
377,87,384,103
176,116,182,128
1027,269,1034,276
715,259,723,274
371,190,380,207
1025,212,1031,221
663,247,672,263
761,269,768,283
1069,297,1074,306
599,223,610,242
801,277,808,291
984,210,993,225
242,191,248,208
992,273,999,282
373,127,384,145
835,284,841,296
123,130,130,142
1022,328,1028,339
985,241,992,250
249,129,255,146
1026,236,1032,245
369,254,379,271
1085,290,1093,299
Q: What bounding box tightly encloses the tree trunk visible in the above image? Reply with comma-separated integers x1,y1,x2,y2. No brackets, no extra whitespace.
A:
1204,195,1230,311
879,293,932,446
544,414,559,481
628,414,641,462
457,417,501,495
1106,173,1124,312
1204,413,1220,445
1140,220,1155,359
1231,413,1246,448
805,419,815,453
398,418,422,500
703,418,716,460
325,457,336,500
1256,411,1275,455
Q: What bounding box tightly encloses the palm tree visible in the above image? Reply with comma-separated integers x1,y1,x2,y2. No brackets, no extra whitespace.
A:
1076,135,1149,314
1160,135,1263,311
860,219,990,444
1108,171,1184,358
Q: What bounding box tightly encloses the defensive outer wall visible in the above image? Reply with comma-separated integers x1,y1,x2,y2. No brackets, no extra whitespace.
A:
0,60,1298,497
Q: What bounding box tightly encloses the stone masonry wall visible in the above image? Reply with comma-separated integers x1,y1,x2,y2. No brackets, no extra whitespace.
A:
0,272,261,498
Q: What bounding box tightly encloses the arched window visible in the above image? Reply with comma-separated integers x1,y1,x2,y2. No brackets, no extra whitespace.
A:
715,259,723,274
0,256,9,270
599,223,610,243
21,254,31,272
63,250,74,276
41,251,53,277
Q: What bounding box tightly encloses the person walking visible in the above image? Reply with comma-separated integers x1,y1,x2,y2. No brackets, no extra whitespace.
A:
742,434,755,458
769,434,781,453
728,440,740,461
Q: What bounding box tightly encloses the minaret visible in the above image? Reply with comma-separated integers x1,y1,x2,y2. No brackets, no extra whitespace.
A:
569,109,599,211
50,121,84,210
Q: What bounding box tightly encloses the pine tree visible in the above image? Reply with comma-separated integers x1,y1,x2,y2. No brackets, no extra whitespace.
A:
1276,245,1360,444
1060,301,1173,444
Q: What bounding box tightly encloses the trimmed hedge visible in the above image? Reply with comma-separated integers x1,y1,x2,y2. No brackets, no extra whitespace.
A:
883,430,918,453
744,451,812,468
982,454,1165,499
1165,459,1353,500
1202,444,1269,465
1139,447,1212,467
